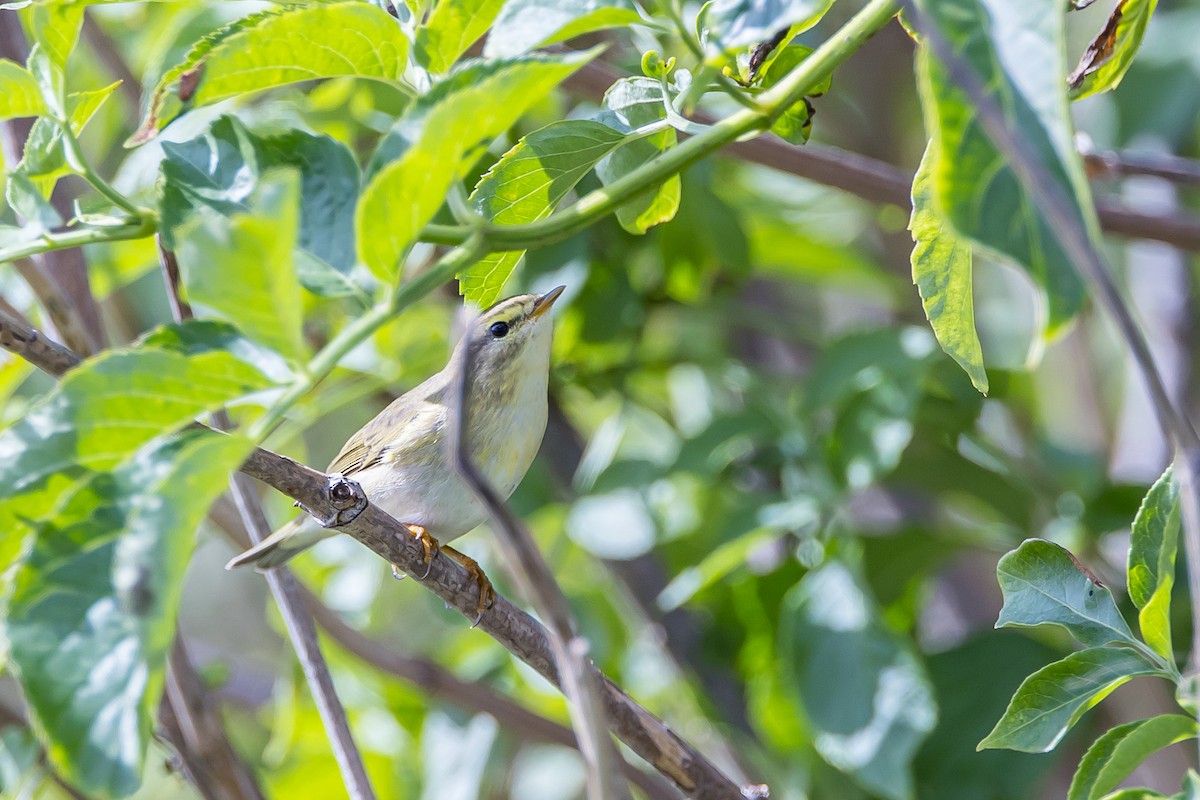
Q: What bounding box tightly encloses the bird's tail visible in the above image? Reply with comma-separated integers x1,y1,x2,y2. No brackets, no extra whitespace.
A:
224,517,330,570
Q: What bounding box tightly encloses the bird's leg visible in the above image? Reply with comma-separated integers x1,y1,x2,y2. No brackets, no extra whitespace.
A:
440,546,495,627
391,524,440,581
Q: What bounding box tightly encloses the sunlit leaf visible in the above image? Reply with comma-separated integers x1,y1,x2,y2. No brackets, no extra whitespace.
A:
22,2,84,68
357,51,595,281
6,428,254,797
783,560,937,800
459,119,628,304
594,77,680,235
979,647,1168,753
1069,0,1158,101
0,59,44,120
484,0,642,58
16,81,122,197
1128,466,1179,661
417,0,506,73
704,0,836,51
1068,714,1196,800
915,0,1092,333
909,142,987,394
994,539,1139,648
135,4,410,142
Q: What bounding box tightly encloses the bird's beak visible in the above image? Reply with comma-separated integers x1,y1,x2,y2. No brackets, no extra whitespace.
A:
530,285,566,319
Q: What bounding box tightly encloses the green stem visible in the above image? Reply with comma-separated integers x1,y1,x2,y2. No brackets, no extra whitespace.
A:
0,218,157,265
58,119,149,218
418,0,899,252
248,237,487,441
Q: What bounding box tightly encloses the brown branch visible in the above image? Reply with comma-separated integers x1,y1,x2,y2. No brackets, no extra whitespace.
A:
0,308,746,800
446,305,633,800
156,237,377,800
562,59,1200,252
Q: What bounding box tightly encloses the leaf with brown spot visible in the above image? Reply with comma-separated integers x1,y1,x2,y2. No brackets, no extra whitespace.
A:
1068,0,1158,102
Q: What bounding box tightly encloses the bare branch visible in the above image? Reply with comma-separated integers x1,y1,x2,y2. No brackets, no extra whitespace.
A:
446,305,633,800
156,237,377,800
0,312,744,799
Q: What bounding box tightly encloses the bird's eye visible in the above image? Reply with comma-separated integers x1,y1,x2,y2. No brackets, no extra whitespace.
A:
489,321,510,339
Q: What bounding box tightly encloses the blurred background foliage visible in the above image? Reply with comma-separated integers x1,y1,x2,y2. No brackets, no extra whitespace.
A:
0,0,1198,798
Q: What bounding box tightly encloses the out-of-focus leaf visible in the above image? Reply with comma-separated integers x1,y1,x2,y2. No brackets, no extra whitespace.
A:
979,647,1168,753
783,560,937,800
22,2,83,67
484,0,642,58
6,428,253,797
459,119,628,304
1128,467,1179,661
658,527,779,610
0,59,44,120
417,0,506,72
174,170,306,360
160,116,361,297
909,143,987,394
135,4,409,142
566,488,656,559
420,712,498,800
16,81,122,197
594,77,680,234
1069,0,1158,101
357,51,594,281
994,539,1139,648
915,0,1092,333
0,727,40,796
1068,714,1196,800
138,320,295,385
704,0,836,51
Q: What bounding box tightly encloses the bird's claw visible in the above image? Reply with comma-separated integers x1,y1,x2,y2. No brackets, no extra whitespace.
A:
442,546,495,627
403,524,440,579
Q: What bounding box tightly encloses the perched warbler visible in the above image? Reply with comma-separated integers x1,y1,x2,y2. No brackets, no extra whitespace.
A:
226,286,565,613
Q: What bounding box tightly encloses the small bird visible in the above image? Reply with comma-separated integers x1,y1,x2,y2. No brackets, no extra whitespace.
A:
226,286,565,615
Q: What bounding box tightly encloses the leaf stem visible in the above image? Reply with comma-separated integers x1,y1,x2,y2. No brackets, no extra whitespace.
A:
417,0,900,251
0,218,157,265
57,118,150,218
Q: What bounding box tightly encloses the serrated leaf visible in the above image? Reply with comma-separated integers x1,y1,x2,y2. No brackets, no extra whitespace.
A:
459,119,628,304
995,539,1139,648
5,427,253,797
594,77,680,234
484,0,642,58
783,560,937,800
1069,0,1157,101
1068,714,1196,800
159,116,362,298
135,4,409,142
910,142,987,394
1128,466,1179,661
417,0,507,73
980,647,1168,753
704,0,836,51
0,59,45,120
174,170,306,360
357,51,595,281
915,0,1092,334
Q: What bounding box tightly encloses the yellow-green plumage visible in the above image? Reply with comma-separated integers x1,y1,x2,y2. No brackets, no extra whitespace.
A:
226,287,564,571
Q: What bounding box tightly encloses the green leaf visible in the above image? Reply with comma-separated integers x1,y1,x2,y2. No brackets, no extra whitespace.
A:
1068,714,1196,800
782,560,937,800
0,59,45,120
995,539,1139,648
915,0,1092,333
22,2,84,68
356,51,595,281
757,44,827,144
1128,467,1180,661
174,170,306,361
594,77,680,234
134,4,410,142
138,320,294,385
0,727,41,796
704,0,836,51
459,119,628,304
1069,0,1158,101
6,427,254,797
484,0,642,58
980,647,1168,753
417,0,507,73
16,81,122,197
159,116,362,298
909,142,987,394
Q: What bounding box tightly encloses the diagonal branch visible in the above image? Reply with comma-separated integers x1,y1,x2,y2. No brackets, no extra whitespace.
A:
0,306,746,800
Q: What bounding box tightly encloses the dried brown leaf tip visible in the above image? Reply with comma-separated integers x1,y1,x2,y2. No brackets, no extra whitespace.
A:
178,65,204,103
1069,0,1099,9
1068,1,1125,89
1065,548,1106,587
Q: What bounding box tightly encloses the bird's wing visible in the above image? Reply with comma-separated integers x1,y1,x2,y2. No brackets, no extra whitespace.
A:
326,390,448,476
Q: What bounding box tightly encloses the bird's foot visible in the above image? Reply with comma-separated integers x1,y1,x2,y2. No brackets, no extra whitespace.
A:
441,546,495,627
391,523,440,580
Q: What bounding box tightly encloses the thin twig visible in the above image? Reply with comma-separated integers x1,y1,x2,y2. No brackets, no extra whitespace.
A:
1080,136,1200,186
446,306,633,800
905,0,1200,735
0,310,744,800
155,236,377,800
